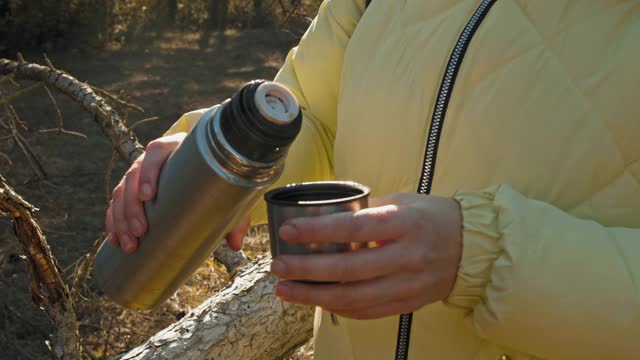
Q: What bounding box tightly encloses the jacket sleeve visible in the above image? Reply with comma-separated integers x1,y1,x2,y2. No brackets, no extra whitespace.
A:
446,184,640,359
164,0,365,225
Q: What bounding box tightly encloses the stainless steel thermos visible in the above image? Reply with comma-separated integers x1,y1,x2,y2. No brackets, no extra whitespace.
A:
93,80,302,310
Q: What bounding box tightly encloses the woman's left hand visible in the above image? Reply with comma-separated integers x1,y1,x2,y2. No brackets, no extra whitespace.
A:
270,193,463,320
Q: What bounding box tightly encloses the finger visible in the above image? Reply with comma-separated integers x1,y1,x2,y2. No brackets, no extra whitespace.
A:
112,183,137,253
111,183,127,235
226,215,250,251
325,296,427,320
138,133,185,201
105,204,119,247
124,161,147,237
107,233,119,247
272,242,413,282
275,272,426,311
279,204,410,244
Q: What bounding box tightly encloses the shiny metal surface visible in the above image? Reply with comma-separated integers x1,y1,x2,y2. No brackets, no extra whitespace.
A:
94,104,288,310
264,181,370,257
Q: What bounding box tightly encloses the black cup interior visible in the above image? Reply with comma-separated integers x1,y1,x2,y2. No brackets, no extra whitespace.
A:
265,182,369,206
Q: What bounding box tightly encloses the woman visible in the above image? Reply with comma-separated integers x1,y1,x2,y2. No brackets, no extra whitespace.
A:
105,0,640,358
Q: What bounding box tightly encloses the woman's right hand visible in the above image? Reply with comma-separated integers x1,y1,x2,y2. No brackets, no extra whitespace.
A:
105,132,250,254
105,132,187,253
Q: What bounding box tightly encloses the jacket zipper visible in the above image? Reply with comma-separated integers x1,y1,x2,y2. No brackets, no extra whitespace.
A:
394,0,498,359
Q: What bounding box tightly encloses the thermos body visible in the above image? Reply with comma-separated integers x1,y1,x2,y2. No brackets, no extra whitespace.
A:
94,81,302,310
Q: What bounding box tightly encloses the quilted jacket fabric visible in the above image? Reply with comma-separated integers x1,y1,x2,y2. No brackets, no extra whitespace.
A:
165,0,640,358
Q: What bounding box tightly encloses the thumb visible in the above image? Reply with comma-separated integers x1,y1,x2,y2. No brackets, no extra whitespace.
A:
226,215,251,251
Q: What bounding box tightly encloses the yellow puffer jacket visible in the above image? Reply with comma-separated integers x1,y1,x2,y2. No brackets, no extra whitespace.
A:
165,0,640,358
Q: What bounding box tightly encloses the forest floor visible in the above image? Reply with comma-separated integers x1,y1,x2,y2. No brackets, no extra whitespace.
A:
0,29,313,359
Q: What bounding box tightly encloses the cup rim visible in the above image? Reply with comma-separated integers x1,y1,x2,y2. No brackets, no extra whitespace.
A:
264,181,370,207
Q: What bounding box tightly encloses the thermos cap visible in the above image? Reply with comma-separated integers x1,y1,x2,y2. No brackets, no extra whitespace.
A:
255,82,300,125
219,80,303,163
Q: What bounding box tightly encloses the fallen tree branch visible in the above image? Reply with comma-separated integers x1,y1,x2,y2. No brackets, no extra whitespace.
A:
213,242,249,274
0,57,247,273
114,257,314,360
0,58,143,164
0,175,81,359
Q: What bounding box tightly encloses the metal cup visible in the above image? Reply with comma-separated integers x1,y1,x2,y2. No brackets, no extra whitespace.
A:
264,181,370,326
264,181,371,257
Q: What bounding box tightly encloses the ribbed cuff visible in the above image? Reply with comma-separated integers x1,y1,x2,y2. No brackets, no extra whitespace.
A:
445,187,503,310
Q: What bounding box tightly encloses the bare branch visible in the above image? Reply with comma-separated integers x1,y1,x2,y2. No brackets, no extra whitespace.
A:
0,175,81,359
101,316,115,359
128,116,159,130
40,85,89,139
16,130,48,178
0,58,144,164
0,84,48,179
0,87,28,129
45,85,65,134
214,242,249,274
71,234,107,302
90,85,145,114
279,0,302,28
0,151,13,172
0,116,47,179
43,53,57,70
39,128,88,139
3,82,45,103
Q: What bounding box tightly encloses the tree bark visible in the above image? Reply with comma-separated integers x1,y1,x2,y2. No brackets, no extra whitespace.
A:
113,257,314,360
0,176,81,359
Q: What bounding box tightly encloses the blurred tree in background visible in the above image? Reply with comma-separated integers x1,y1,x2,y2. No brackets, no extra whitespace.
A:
0,0,317,54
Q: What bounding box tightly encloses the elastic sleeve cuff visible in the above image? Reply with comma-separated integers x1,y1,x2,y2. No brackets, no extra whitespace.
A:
445,186,503,310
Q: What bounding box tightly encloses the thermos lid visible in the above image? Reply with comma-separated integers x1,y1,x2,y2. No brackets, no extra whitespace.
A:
254,82,300,125
219,80,303,163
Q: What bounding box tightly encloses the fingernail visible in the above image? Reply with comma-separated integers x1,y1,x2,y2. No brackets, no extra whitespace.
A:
107,232,118,247
271,258,287,275
276,282,291,298
140,183,152,199
121,234,135,253
279,224,298,241
131,219,144,236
